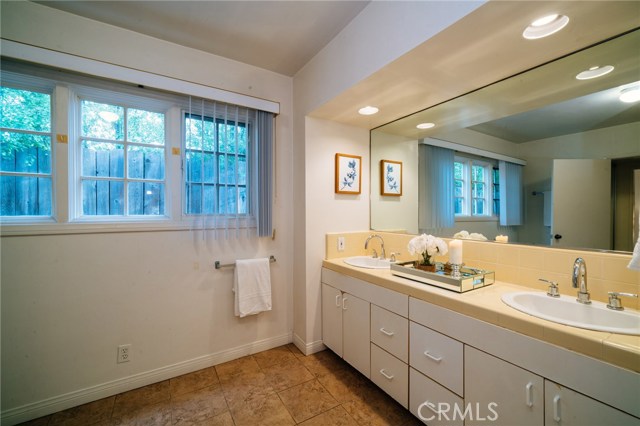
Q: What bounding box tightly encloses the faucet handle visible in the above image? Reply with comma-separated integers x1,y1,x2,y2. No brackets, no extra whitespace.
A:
389,252,401,262
539,279,560,297
607,292,638,311
371,249,378,259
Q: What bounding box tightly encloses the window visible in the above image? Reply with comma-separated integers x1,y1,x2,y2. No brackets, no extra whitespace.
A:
1,59,274,235
454,156,496,217
78,98,166,217
1,85,53,217
184,113,248,216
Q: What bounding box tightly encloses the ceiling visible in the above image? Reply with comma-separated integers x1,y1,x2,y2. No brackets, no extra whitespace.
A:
34,0,370,77
33,0,640,134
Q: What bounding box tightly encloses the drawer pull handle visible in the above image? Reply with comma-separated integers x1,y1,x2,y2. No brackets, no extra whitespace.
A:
553,395,561,422
379,369,394,380
379,327,395,336
335,294,341,307
423,351,443,363
525,382,534,407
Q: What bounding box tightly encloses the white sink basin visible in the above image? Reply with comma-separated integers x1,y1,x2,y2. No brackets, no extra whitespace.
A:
501,292,640,335
344,256,392,269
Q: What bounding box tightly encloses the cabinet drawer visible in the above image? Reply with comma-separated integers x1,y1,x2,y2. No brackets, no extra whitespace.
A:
371,343,408,408
371,305,408,363
410,321,463,396
410,367,463,426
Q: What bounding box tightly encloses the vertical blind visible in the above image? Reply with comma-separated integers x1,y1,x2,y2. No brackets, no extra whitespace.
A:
182,96,274,238
419,144,455,232
499,160,523,226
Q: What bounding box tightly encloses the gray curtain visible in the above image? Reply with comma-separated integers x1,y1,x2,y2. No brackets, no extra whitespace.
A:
419,144,455,231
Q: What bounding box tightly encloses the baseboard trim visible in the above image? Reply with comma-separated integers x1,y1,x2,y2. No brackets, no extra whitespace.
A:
1,332,292,426
292,333,326,356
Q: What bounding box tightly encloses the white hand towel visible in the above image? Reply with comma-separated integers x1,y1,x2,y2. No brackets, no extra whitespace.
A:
627,238,640,271
234,258,272,317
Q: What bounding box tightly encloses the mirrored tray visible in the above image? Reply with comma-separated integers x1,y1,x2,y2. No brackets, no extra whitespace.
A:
390,261,494,293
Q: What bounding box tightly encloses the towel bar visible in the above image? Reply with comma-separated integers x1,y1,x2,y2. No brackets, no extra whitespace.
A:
214,255,276,270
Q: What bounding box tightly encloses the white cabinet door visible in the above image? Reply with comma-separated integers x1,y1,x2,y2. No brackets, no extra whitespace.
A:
342,292,370,378
545,381,640,426
321,283,343,356
465,346,543,426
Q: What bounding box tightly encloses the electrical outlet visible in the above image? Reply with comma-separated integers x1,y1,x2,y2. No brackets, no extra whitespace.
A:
337,237,345,252
117,344,131,363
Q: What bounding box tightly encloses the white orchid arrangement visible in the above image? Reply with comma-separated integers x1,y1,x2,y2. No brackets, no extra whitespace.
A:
408,234,448,266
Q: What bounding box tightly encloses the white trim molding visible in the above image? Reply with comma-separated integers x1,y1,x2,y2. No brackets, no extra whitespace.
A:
0,333,292,426
1,39,280,115
421,137,527,166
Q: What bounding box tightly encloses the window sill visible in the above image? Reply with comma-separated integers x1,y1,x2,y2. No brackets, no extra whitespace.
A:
455,216,498,223
0,217,256,237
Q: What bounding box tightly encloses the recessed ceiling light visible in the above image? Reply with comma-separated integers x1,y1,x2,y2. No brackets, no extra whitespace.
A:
576,65,614,80
523,14,569,39
619,85,640,103
416,122,435,129
358,106,379,115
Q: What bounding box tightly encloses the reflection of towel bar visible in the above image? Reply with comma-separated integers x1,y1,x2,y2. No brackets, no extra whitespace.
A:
215,255,276,270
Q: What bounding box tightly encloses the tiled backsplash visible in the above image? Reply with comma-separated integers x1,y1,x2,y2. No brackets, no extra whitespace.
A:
326,231,640,310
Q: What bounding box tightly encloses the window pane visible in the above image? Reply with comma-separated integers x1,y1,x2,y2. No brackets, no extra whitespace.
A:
81,180,124,215
81,100,124,140
1,87,51,132
219,122,246,154
454,162,463,179
220,186,248,214
128,146,164,180
454,197,463,215
1,176,51,216
128,182,164,215
127,109,165,145
473,199,485,215
185,183,217,214
218,155,246,184
1,132,51,174
185,116,216,151
82,141,124,178
472,182,485,198
454,180,463,197
472,165,485,182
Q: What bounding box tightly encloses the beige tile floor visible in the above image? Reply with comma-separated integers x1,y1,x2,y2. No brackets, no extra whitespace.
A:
20,344,423,426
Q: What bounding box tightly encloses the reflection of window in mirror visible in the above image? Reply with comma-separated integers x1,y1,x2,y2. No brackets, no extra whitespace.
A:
454,155,498,219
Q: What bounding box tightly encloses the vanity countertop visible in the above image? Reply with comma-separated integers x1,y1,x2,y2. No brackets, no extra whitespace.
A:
322,258,640,373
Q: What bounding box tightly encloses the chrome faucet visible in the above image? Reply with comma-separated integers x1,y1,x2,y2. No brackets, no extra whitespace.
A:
364,234,386,259
572,257,590,304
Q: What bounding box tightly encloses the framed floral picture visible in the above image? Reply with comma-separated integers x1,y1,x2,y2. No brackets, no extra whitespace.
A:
335,153,362,194
381,159,402,196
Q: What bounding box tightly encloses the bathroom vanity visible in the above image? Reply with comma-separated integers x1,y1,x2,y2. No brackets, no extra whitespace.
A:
321,259,640,425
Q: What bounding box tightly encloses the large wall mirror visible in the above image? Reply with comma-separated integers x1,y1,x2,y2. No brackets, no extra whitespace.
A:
371,29,640,253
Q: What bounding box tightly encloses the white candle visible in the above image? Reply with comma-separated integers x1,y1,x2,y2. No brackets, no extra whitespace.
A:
496,235,509,243
449,239,463,264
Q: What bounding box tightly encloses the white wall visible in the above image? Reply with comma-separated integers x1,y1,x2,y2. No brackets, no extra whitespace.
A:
292,0,483,352
1,2,294,423
370,132,419,234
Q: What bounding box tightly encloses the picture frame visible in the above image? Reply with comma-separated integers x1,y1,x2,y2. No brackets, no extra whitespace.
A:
335,153,362,194
380,159,402,196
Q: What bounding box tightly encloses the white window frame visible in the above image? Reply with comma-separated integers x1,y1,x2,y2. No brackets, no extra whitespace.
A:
0,74,56,223
454,155,496,221
69,86,172,222
0,58,268,236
